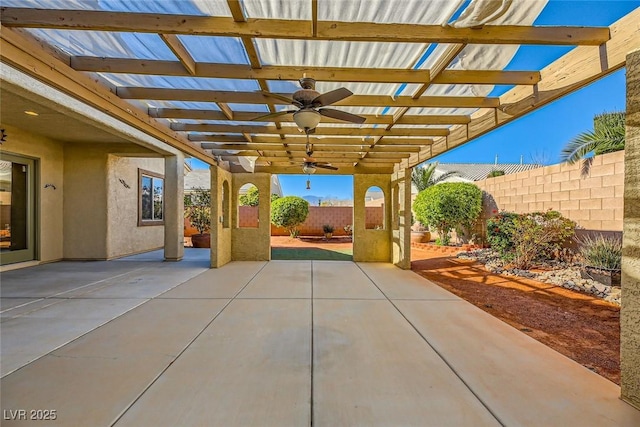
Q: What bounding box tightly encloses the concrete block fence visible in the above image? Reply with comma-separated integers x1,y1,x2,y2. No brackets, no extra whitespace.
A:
475,150,625,233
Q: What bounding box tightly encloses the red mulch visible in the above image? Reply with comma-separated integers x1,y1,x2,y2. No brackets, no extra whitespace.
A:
411,246,620,384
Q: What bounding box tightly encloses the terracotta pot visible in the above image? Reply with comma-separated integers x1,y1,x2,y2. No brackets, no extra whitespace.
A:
191,233,211,248
324,232,333,239
411,231,431,244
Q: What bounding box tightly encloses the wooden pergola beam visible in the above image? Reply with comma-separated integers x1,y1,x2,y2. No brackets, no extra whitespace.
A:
159,34,196,75
171,123,450,137
149,108,470,125
1,8,610,45
118,87,500,108
254,165,395,174
201,143,421,153
191,134,433,146
404,7,640,170
0,25,213,163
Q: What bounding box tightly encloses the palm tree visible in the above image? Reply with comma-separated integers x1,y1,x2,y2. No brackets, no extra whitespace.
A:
411,162,461,192
560,111,625,177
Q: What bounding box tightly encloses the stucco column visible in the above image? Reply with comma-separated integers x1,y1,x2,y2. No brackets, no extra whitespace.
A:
622,49,640,410
392,168,412,269
163,153,184,261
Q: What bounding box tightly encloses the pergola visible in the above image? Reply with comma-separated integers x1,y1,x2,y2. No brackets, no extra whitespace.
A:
1,0,640,410
1,2,637,173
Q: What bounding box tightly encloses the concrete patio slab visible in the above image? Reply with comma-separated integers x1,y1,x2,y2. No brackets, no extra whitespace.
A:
159,261,266,299
313,298,498,426
114,298,311,427
358,262,461,300
1,298,228,427
394,299,640,426
312,261,385,300
1,257,638,426
0,297,148,376
238,260,311,299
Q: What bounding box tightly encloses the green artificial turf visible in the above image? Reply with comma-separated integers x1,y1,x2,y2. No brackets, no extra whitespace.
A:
271,247,353,261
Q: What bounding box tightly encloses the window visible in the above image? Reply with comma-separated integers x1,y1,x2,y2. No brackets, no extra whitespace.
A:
139,169,164,226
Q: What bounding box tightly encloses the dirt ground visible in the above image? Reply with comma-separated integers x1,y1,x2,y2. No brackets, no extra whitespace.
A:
411,247,621,384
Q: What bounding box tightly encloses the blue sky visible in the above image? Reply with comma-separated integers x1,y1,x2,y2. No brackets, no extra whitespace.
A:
191,1,639,199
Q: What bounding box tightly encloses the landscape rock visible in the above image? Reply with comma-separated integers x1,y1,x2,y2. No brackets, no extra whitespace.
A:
457,250,621,306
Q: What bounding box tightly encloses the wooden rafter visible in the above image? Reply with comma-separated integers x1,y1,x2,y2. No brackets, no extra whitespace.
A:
148,108,471,125
405,7,640,170
200,143,421,153
117,87,499,108
69,57,542,86
159,34,196,75
171,123,449,137
1,8,610,45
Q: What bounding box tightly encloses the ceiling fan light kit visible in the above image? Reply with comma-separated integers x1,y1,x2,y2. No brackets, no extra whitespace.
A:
293,109,322,131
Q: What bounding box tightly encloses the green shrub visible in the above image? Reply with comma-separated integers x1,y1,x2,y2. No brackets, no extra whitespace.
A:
487,170,505,178
239,185,259,206
184,187,211,234
576,234,622,270
486,212,519,260
488,210,576,269
271,196,309,237
322,224,334,233
413,183,482,246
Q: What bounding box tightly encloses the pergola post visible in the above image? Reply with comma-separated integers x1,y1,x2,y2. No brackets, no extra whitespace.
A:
621,48,640,410
392,167,412,269
231,173,271,261
210,164,232,268
163,153,184,261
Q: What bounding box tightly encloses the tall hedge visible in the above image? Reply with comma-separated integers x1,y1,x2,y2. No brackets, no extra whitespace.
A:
412,182,482,245
270,196,309,237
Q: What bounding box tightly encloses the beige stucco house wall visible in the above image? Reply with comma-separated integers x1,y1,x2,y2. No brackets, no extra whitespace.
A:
0,124,64,264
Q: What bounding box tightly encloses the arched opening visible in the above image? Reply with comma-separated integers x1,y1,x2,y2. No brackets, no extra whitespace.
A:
222,180,230,229
238,183,259,228
365,186,385,230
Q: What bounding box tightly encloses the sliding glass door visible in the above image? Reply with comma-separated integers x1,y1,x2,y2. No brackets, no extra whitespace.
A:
0,152,36,265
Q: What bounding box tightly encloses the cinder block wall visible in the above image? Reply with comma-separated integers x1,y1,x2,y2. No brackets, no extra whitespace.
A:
263,206,382,236
475,150,625,232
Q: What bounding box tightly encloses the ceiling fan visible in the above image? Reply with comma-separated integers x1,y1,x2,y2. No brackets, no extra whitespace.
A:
253,76,366,129
301,137,338,173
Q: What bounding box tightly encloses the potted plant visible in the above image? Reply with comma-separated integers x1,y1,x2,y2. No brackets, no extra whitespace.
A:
410,212,431,243
185,187,211,248
576,234,622,286
323,224,334,239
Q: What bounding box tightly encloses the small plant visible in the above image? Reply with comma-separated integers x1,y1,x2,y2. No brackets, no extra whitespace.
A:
270,196,309,238
487,170,505,178
576,234,622,270
487,210,576,269
343,224,353,236
322,224,334,233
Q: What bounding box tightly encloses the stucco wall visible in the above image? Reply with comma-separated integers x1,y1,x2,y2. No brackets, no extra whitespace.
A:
392,167,412,269
63,143,109,259
353,174,391,262
211,165,232,267
0,124,64,263
106,155,164,259
622,48,640,410
64,144,165,260
475,150,625,232
232,173,271,261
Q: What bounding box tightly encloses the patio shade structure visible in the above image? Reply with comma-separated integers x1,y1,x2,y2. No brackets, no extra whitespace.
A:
1,0,638,175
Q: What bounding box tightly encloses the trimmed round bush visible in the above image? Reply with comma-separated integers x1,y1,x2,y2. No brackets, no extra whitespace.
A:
413,182,482,246
270,196,309,237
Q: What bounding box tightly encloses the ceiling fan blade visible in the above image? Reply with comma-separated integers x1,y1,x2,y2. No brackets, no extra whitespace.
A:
312,87,353,107
315,163,339,171
259,91,303,107
303,157,316,163
251,110,296,122
319,108,366,124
